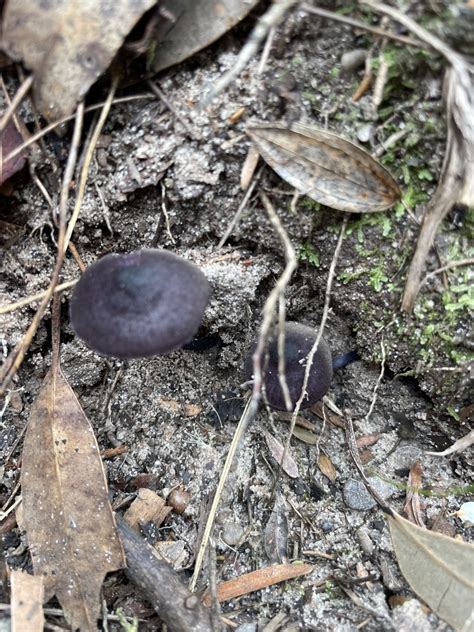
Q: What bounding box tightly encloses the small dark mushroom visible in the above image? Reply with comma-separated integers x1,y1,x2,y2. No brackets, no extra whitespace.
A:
70,249,210,359
244,322,333,411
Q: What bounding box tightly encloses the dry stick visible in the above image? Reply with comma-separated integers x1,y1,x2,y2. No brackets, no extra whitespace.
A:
0,103,84,396
3,93,153,165
190,193,297,592
344,412,392,514
364,336,386,424
0,75,33,132
418,257,474,290
300,4,426,48
277,294,292,412
217,168,263,249
201,0,299,108
280,218,348,481
0,281,77,315
64,80,117,253
116,516,213,632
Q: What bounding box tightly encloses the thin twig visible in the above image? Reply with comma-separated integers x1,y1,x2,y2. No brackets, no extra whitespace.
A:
201,0,299,107
0,280,77,315
364,336,386,423
0,75,33,132
217,168,262,249
3,93,154,165
419,258,474,290
300,4,426,48
63,78,117,252
0,101,85,396
281,218,347,480
190,193,297,591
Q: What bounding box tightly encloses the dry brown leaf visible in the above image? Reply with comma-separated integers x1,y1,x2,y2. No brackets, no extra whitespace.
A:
158,396,202,417
389,511,474,631
356,432,382,449
202,562,313,606
124,488,172,530
0,119,26,184
151,0,260,72
317,454,337,482
1,0,156,120
264,492,289,564
264,431,299,478
246,122,401,213
11,570,44,632
21,365,125,631
404,461,426,528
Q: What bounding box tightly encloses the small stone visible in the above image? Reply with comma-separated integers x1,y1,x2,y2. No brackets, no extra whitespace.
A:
341,49,367,72
222,522,245,547
356,123,373,144
235,624,257,632
343,477,395,511
320,520,334,533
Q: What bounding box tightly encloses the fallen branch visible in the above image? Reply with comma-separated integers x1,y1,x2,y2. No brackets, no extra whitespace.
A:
116,516,213,632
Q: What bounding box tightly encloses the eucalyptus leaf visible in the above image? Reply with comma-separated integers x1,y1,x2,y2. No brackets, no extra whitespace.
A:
389,511,474,631
247,122,401,213
152,0,260,72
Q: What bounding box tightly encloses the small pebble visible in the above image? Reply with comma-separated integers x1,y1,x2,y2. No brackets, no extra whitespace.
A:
320,520,334,533
356,123,373,143
341,49,367,72
235,624,257,632
343,477,395,511
222,522,245,547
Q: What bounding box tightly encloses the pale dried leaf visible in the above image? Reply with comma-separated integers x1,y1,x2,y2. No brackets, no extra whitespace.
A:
404,461,425,528
124,488,172,530
21,366,125,631
247,122,401,213
151,0,260,72
264,431,299,478
389,511,474,631
11,570,44,632
2,0,157,120
264,492,288,564
425,429,474,456
317,454,337,482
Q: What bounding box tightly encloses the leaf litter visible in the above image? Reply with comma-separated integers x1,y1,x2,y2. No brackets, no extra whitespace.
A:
246,122,401,213
1,0,157,120
388,511,474,632
21,360,125,630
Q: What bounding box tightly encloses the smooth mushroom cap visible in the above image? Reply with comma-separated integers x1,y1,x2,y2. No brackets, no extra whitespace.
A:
70,249,210,359
244,322,333,411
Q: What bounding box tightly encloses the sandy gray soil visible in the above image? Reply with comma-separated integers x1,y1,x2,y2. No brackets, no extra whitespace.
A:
1,2,473,631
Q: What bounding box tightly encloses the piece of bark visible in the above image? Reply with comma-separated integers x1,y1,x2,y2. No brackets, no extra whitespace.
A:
116,515,213,632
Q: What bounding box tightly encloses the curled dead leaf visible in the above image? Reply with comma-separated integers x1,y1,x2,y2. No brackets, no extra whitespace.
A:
247,121,401,213
2,0,157,120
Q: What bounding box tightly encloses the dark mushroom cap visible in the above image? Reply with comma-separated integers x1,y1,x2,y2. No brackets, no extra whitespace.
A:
70,249,210,359
244,322,333,411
